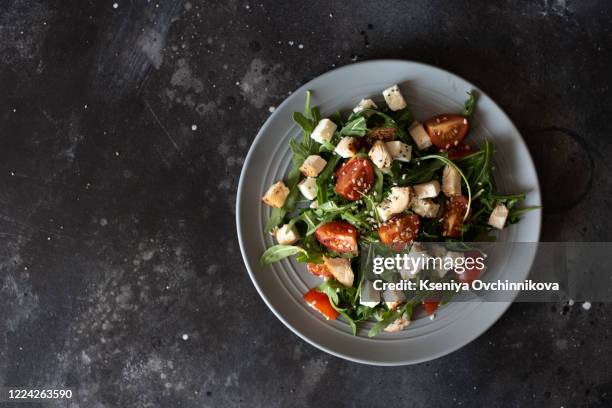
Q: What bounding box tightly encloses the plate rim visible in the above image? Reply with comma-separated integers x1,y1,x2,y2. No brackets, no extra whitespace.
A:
235,59,542,366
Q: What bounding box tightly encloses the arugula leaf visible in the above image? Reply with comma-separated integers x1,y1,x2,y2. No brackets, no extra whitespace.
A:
292,112,314,133
316,155,341,204
392,107,414,129
373,167,384,203
329,111,344,127
462,90,478,118
397,160,445,185
340,116,368,137
368,309,399,337
260,245,305,264
317,279,343,305
265,208,286,231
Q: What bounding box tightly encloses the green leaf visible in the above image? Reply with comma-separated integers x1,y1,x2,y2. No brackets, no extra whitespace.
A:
398,160,445,186
265,207,286,231
292,112,314,133
368,309,399,337
340,116,368,137
311,106,321,123
393,107,414,128
316,155,341,204
260,245,305,264
372,167,384,203
317,279,343,305
329,111,344,127
462,90,478,118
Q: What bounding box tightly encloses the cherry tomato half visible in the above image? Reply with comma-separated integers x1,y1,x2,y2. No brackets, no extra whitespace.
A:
334,157,375,201
422,300,440,315
424,114,470,149
442,195,468,238
315,221,358,254
444,142,473,160
303,289,339,320
455,250,486,284
378,214,421,251
306,262,332,278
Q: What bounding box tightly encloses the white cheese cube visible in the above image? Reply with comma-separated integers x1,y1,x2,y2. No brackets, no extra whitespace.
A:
382,84,407,111
353,98,378,113
383,289,406,310
442,165,462,197
488,203,509,229
262,181,290,208
323,257,354,288
311,118,337,144
299,155,327,177
385,141,412,162
409,121,433,150
376,187,412,221
298,177,318,200
399,243,427,279
309,200,319,209
334,137,359,158
411,198,440,218
413,180,440,199
359,281,381,308
368,140,392,170
275,224,300,245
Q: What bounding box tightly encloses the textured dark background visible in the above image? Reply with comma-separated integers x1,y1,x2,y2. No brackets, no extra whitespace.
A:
1,0,611,407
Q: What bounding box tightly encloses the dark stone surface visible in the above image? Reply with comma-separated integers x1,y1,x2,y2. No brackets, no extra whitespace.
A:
1,0,611,406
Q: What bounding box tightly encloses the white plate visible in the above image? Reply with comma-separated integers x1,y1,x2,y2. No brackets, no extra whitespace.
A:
236,60,541,365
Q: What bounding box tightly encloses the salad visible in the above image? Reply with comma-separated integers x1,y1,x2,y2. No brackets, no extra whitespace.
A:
260,84,535,336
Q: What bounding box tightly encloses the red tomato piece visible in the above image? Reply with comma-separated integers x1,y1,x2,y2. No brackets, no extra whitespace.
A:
442,195,469,238
423,300,440,315
424,114,470,149
378,214,421,251
455,250,486,284
444,142,473,160
315,221,358,253
306,262,332,278
334,157,375,201
303,289,339,320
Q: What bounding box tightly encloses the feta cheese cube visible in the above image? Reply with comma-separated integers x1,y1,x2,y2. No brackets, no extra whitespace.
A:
399,243,427,279
382,84,407,111
368,140,393,170
262,181,290,208
334,137,359,158
323,256,354,288
359,280,381,308
299,155,327,177
442,165,462,196
275,224,300,245
411,198,440,218
409,121,433,150
488,203,509,229
376,187,412,221
385,141,412,162
413,180,440,199
309,200,319,209
353,98,378,113
298,177,318,200
311,118,337,144
383,289,406,310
